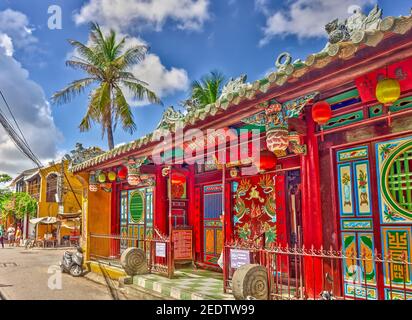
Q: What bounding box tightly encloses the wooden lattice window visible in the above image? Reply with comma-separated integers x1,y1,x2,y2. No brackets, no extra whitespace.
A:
381,140,412,220
46,173,58,203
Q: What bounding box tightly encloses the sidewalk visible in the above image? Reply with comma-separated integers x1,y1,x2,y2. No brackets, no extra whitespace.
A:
132,268,235,300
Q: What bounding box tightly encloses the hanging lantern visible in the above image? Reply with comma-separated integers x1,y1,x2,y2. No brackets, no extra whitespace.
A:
98,172,106,183
171,173,186,185
312,101,332,125
89,184,98,192
376,78,401,106
254,150,277,172
118,166,128,180
108,171,117,182
127,174,141,186
266,128,290,152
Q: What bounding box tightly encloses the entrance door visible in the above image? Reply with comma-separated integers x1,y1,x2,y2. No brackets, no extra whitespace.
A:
286,170,303,278
120,187,154,254
202,184,223,265
336,136,412,300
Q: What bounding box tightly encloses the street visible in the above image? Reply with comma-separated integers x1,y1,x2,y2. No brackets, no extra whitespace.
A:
0,246,155,300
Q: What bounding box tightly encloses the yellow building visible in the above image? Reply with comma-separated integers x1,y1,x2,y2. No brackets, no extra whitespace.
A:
36,160,84,240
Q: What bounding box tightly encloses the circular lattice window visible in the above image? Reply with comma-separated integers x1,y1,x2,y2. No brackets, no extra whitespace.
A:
381,140,412,220
129,190,145,224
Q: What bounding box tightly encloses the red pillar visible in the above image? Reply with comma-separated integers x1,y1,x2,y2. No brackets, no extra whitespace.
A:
155,166,167,235
110,182,119,257
301,109,324,298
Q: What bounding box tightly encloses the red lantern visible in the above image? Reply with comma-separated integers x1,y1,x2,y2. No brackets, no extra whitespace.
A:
171,173,186,185
118,166,128,180
312,101,332,125
255,150,277,172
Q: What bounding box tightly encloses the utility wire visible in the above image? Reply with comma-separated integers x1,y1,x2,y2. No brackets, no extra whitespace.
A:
0,87,31,151
0,87,43,167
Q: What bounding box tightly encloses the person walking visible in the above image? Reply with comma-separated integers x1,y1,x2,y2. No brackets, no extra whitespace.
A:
0,225,4,248
7,225,15,247
15,226,22,247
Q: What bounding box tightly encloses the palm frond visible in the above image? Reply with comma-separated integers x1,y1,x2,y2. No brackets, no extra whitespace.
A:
122,81,162,105
52,78,97,105
113,85,137,134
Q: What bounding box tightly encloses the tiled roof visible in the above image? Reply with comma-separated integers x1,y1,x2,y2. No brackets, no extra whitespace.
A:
71,9,412,173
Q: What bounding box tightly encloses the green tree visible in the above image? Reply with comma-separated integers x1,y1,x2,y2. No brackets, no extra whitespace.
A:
0,173,11,184
1,192,37,221
52,23,161,150
183,71,226,111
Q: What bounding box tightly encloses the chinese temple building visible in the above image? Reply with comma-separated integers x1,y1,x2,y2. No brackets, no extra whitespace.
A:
71,6,412,300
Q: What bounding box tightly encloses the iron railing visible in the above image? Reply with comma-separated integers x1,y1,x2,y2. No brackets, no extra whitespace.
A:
224,244,412,300
89,233,174,278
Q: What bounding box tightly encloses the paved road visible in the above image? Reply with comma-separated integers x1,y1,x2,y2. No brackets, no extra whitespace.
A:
0,246,154,300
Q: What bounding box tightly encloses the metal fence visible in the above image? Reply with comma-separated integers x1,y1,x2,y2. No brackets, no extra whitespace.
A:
89,233,174,278
224,244,412,300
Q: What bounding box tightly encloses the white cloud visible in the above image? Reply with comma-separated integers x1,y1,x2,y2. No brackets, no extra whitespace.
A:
74,0,210,31
0,53,62,175
0,33,13,56
257,0,376,46
0,9,37,50
129,53,189,101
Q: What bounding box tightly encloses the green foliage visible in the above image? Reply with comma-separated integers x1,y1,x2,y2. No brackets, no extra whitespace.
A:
0,174,12,184
183,71,226,110
1,192,37,220
52,23,161,150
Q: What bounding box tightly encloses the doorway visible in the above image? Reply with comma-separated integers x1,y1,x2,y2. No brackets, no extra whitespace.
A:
202,184,223,266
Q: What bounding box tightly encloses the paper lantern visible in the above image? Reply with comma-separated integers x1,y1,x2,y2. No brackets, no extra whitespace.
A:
376,78,401,106
312,101,332,125
108,171,117,182
118,166,128,180
255,150,277,172
98,173,106,183
127,174,141,186
89,184,98,192
266,128,289,152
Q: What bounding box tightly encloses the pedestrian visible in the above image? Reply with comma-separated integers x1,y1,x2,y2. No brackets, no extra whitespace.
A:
15,226,22,247
0,225,4,248
7,225,15,247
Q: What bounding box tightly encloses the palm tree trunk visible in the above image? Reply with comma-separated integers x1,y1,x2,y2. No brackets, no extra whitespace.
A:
107,123,114,150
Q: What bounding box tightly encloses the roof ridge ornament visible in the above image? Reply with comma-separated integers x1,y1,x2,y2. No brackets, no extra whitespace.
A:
220,74,248,100
324,4,383,47
156,106,185,130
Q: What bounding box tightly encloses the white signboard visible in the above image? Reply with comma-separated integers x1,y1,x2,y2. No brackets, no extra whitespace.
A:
230,249,250,269
156,242,166,258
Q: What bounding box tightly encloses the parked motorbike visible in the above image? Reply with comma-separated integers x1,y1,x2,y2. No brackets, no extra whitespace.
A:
60,246,84,277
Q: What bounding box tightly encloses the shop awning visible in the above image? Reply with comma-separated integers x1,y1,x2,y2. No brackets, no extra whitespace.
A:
57,212,81,219
29,217,58,225
60,220,80,230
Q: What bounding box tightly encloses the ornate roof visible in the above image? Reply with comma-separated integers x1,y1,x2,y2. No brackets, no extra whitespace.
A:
71,6,412,173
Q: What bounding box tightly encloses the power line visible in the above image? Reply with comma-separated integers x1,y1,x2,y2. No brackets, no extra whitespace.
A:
0,87,43,167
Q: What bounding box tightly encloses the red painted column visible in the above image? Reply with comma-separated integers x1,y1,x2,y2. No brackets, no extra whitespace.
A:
301,109,324,298
155,166,167,235
110,182,119,257
187,165,196,227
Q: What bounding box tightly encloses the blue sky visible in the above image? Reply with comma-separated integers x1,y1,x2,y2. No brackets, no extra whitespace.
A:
0,0,411,175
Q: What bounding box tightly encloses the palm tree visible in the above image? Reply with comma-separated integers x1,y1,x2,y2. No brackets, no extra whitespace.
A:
183,71,225,111
52,23,161,150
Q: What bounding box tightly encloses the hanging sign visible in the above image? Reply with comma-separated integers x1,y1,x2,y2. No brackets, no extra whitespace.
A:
156,242,166,258
355,57,412,103
230,249,251,269
172,229,193,261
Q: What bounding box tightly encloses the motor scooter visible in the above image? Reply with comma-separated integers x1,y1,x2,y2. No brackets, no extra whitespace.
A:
60,246,84,277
